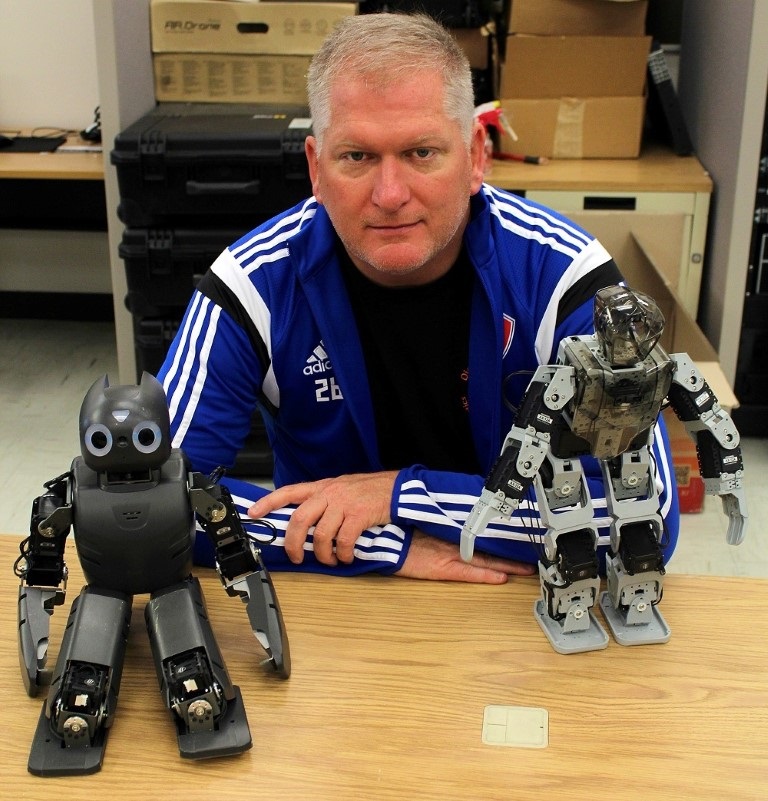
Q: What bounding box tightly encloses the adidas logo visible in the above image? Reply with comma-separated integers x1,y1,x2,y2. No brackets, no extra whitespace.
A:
303,342,333,376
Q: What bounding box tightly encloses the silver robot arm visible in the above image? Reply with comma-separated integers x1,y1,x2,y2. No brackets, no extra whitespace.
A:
460,365,573,561
460,424,548,561
668,354,748,545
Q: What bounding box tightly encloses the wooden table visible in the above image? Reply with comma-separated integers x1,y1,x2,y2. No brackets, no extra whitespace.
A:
0,130,108,306
2,535,766,799
488,144,712,193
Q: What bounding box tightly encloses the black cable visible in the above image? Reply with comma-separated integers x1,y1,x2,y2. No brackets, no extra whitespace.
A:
522,484,546,563
240,515,279,545
13,536,32,578
502,369,535,416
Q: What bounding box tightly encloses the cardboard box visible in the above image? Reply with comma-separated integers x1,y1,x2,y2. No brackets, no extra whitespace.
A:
562,213,738,514
452,27,492,70
500,35,650,98
499,95,645,159
153,52,311,104
150,0,357,55
508,0,648,36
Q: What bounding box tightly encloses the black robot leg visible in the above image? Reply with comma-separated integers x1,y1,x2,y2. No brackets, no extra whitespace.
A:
28,586,132,776
145,576,251,759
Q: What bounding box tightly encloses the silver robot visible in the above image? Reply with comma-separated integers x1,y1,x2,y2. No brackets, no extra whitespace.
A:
15,373,290,775
461,285,748,654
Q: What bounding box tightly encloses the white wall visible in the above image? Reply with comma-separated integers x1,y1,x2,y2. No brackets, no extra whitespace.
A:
0,0,99,130
0,1,110,298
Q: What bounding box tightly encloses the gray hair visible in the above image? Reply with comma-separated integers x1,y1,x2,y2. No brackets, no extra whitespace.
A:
307,13,475,149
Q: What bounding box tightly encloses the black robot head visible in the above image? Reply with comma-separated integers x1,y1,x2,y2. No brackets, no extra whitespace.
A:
79,373,172,472
594,285,665,367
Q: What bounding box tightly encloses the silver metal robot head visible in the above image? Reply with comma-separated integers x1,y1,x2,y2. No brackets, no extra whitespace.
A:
78,372,171,472
593,285,665,367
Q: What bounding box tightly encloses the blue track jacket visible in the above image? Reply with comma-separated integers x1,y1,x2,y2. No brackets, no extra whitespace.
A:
158,185,680,574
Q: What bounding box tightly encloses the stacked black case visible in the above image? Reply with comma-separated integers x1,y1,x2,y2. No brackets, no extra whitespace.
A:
112,103,315,475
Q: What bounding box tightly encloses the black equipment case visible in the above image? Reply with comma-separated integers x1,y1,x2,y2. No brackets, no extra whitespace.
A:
133,315,274,477
120,227,248,318
111,103,313,227
122,228,276,477
112,102,315,478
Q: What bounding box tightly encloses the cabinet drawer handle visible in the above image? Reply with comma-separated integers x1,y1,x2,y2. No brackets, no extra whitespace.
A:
583,196,637,211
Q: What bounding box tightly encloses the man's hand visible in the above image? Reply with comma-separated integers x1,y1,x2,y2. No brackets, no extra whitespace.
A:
395,531,537,584
248,471,398,566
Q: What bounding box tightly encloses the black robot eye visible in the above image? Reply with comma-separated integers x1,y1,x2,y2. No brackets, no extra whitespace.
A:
84,423,113,457
132,422,162,454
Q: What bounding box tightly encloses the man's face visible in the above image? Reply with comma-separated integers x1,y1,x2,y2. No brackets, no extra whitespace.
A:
305,69,486,287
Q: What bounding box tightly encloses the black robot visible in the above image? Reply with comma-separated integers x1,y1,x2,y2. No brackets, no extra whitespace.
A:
462,285,748,653
15,373,290,776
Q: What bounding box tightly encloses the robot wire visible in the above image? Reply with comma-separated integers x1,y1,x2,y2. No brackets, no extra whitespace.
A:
522,485,547,563
502,369,535,416
13,537,32,578
240,515,279,545
206,464,280,545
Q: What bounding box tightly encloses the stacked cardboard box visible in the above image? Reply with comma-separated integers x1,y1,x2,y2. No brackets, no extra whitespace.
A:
150,0,357,104
498,0,650,159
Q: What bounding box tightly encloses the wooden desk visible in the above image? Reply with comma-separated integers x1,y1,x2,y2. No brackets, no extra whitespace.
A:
0,131,109,306
488,145,712,193
2,536,766,800
0,132,104,180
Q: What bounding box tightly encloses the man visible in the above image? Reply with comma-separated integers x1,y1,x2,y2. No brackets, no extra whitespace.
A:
158,13,679,582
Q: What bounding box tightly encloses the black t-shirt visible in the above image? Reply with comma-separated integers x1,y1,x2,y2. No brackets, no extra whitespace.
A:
339,244,481,474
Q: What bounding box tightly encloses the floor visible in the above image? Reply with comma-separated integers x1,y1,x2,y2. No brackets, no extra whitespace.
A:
1,317,765,578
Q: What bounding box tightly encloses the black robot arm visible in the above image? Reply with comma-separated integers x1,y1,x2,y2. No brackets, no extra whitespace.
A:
189,470,291,678
16,473,72,696
189,469,260,582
